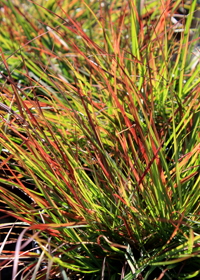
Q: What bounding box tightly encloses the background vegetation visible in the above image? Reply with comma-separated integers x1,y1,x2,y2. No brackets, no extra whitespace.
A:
0,0,199,279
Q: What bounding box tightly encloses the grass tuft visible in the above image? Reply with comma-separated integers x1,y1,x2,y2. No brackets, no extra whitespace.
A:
0,0,199,279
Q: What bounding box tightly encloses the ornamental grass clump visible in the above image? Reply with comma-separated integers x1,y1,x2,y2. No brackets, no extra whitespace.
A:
0,0,199,279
